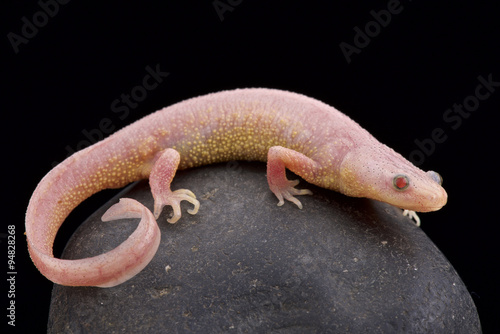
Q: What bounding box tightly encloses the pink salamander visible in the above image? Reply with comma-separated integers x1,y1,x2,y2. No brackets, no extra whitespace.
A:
26,88,447,287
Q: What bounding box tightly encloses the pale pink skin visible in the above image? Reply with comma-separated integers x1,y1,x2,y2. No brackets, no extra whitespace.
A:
25,88,447,287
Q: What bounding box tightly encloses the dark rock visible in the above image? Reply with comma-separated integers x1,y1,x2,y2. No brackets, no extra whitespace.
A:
48,162,481,333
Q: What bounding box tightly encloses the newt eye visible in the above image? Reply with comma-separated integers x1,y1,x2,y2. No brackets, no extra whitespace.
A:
393,174,410,191
427,170,443,185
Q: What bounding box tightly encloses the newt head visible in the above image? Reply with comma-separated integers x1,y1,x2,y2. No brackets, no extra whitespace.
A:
339,146,448,212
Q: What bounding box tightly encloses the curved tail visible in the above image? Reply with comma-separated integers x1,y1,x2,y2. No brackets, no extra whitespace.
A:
25,139,160,287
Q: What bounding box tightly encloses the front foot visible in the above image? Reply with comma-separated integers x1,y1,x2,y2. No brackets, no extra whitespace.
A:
403,209,421,227
267,146,316,209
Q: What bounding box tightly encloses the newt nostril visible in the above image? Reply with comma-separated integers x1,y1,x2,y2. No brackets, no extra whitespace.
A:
428,194,437,204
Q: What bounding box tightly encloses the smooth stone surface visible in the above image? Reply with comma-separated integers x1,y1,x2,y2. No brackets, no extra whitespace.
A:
48,162,481,333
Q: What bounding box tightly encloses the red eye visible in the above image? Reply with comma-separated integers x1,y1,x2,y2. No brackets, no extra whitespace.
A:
393,174,410,191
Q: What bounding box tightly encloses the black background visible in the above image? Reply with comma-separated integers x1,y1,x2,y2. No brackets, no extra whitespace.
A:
3,1,499,332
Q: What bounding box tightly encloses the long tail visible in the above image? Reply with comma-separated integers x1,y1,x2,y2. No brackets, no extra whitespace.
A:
25,137,160,287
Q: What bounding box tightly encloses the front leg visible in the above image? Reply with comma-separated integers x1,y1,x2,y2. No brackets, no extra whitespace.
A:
267,146,318,209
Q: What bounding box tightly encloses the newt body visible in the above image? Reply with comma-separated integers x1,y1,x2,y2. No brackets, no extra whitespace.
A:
26,88,447,287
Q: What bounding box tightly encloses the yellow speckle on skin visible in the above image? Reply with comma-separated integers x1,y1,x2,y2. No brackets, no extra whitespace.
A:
40,93,339,250
171,109,313,170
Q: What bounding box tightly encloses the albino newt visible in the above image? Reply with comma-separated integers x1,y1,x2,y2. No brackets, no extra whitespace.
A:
25,88,447,287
